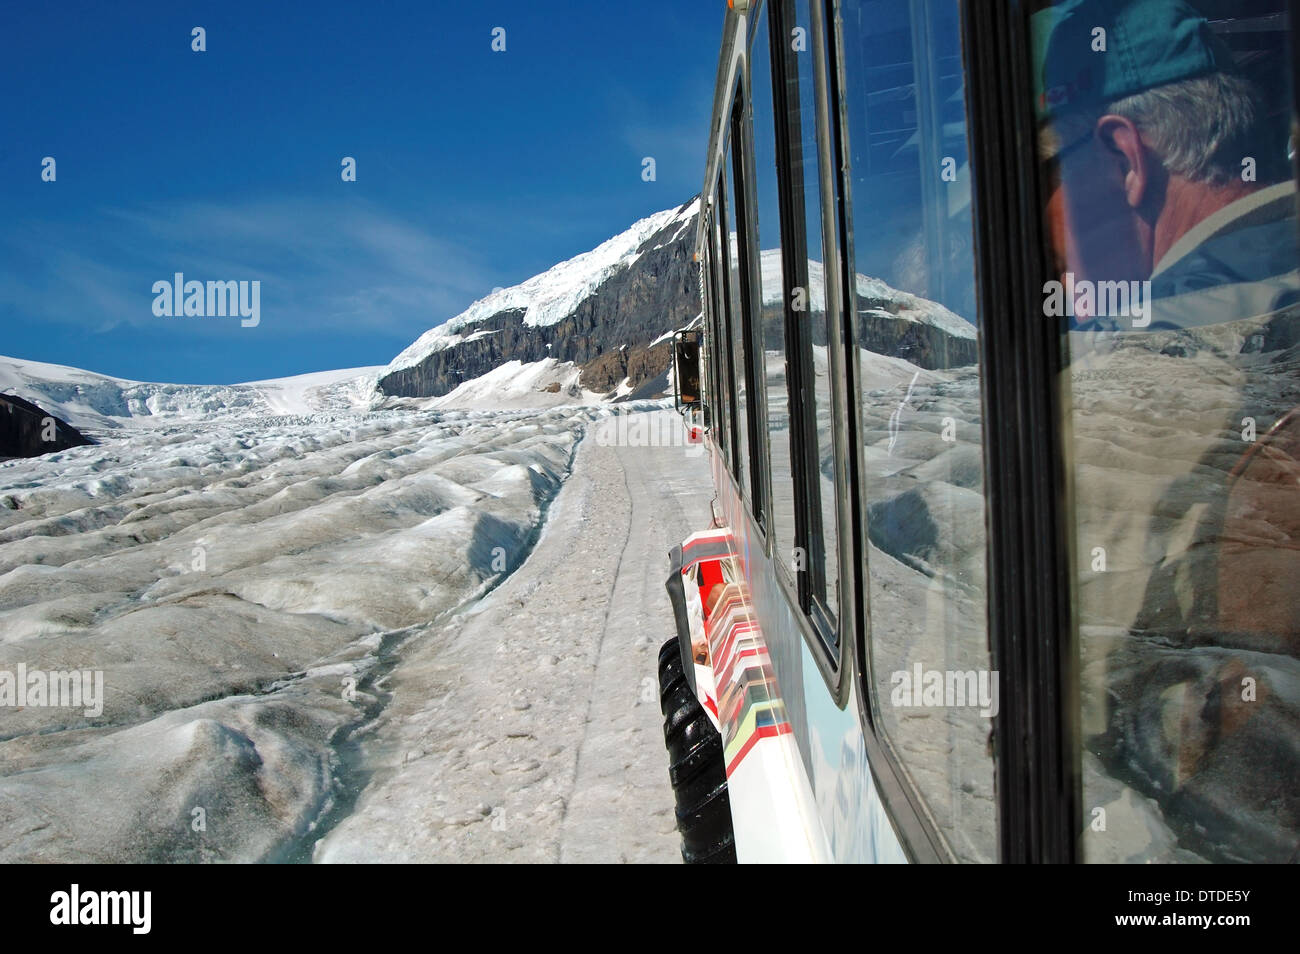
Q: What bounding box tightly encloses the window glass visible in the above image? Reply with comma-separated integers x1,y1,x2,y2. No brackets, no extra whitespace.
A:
707,203,732,464
751,5,800,579
841,0,995,862
701,243,719,426
712,187,738,474
724,131,754,504
1031,0,1300,863
792,0,840,621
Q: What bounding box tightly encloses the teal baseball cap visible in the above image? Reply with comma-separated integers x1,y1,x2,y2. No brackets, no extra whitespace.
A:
1032,0,1236,124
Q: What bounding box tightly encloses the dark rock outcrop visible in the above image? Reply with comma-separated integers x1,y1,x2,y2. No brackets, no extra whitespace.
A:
378,200,701,399
580,341,673,395
0,394,95,459
769,296,978,371
853,299,979,370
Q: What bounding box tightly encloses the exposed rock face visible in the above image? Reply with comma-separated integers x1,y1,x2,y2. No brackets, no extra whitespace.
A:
378,206,700,399
0,394,94,459
770,298,978,371
580,342,673,395
854,297,979,370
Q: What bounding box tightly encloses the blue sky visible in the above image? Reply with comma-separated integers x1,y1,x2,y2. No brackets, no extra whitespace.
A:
1,1,717,383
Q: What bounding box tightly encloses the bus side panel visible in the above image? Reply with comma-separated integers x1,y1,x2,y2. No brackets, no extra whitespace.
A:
666,439,823,862
703,436,906,864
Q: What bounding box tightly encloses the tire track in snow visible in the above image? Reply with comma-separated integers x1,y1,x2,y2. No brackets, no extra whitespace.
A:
556,433,635,855
557,417,709,861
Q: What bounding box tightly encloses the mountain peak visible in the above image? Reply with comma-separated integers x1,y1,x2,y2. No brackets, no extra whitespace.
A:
379,197,702,400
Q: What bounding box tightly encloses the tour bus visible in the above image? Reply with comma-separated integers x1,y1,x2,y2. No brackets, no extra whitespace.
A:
659,0,1300,863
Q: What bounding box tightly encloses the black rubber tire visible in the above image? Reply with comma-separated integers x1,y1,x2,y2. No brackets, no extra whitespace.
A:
657,639,686,716
676,781,736,862
669,724,723,789
657,637,737,864
660,674,694,723
682,835,737,864
657,636,681,674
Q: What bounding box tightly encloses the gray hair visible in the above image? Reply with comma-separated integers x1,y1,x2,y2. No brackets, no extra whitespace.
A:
1041,72,1272,186
1106,72,1261,186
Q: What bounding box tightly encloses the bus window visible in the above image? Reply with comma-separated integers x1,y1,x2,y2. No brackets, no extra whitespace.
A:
723,136,754,506
707,207,728,467
712,182,739,477
840,0,995,861
699,247,717,415
750,2,800,580
791,0,840,624
707,283,723,436
1031,0,1300,863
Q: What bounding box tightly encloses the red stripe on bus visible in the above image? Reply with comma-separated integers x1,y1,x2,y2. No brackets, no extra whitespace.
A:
725,722,792,776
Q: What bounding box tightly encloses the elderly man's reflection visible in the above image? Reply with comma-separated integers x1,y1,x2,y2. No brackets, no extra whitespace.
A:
1035,0,1299,861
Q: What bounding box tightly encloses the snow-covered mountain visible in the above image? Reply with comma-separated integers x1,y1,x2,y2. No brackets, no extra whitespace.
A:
0,356,383,435
390,200,699,372
755,249,975,341
751,247,977,369
2,195,981,444
379,198,702,400
379,200,980,404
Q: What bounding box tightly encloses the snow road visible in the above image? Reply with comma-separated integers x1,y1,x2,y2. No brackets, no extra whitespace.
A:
315,409,713,863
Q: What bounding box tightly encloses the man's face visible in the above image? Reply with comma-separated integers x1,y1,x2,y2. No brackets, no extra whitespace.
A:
1049,126,1151,289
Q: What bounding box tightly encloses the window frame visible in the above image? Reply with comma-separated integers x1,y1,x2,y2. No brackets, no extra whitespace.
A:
824,0,1080,863
750,0,1300,866
728,81,771,533
824,0,996,864
783,0,847,649
706,196,733,467
700,213,720,437
961,0,1078,865
712,173,743,484
743,1,797,583
752,0,854,685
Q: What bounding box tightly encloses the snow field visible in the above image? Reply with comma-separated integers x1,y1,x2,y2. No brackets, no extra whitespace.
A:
0,401,596,861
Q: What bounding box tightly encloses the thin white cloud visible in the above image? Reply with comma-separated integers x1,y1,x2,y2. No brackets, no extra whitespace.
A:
1,197,498,339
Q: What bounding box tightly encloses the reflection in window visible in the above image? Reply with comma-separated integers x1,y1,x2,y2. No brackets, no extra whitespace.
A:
702,245,722,444
709,196,734,468
750,5,799,581
792,0,840,622
841,0,994,862
1033,0,1300,863
724,139,753,506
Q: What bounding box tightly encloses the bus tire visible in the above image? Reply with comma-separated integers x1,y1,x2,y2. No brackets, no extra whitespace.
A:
657,638,686,716
657,638,737,864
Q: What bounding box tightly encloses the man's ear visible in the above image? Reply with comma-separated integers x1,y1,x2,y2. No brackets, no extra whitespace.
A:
1095,114,1151,209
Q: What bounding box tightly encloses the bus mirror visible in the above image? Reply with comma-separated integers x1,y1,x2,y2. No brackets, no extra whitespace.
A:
672,330,702,411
